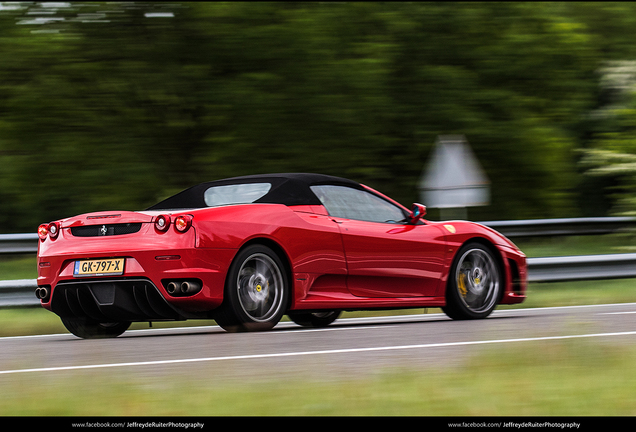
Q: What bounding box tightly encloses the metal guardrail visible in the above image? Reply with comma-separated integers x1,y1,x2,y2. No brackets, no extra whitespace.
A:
2,254,636,308
2,217,636,255
0,279,40,308
527,253,636,282
2,217,636,308
480,216,636,237
0,233,38,254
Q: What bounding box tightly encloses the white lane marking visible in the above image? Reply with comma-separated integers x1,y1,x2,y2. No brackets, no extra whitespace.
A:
599,311,636,315
1,330,636,376
495,302,636,314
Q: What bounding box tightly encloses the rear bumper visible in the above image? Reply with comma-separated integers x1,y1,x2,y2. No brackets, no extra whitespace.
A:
38,246,238,319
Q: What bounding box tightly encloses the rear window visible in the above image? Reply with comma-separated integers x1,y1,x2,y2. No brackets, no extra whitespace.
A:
203,183,272,207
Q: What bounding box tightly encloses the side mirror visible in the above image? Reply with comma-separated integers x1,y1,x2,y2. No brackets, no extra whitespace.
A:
408,203,426,224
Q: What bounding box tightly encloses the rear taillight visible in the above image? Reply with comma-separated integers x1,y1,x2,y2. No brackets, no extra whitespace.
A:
48,222,60,239
38,224,48,240
155,214,171,232
174,215,192,233
38,222,61,240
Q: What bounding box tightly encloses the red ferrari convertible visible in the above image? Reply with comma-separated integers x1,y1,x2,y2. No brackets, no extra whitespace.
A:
36,173,526,338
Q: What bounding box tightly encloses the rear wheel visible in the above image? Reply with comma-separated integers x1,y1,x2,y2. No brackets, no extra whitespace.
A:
442,243,501,320
214,245,289,332
288,310,341,328
61,318,130,339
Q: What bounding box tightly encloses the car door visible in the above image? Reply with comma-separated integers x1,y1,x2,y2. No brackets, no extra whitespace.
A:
310,185,447,298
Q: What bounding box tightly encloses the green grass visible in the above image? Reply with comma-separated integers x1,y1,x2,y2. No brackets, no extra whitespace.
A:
504,278,636,309
512,233,635,257
1,339,634,416
0,255,37,280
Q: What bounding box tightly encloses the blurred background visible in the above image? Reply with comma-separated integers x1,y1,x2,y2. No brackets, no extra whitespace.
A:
2,1,636,233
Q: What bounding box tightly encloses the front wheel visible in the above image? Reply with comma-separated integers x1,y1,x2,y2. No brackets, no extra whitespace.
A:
214,245,289,332
442,243,501,320
61,318,130,339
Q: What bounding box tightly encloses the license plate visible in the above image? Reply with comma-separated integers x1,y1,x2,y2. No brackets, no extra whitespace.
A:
74,258,125,277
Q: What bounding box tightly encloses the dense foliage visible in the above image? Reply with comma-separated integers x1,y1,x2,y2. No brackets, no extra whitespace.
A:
2,2,636,232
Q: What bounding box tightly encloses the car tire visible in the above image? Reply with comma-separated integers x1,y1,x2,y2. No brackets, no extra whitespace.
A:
215,244,289,332
288,311,341,328
442,242,501,320
61,318,130,339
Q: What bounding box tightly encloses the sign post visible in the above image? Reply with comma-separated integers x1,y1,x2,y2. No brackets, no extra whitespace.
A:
419,135,490,220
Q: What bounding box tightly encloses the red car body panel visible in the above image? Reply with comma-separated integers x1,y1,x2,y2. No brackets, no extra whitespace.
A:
36,174,526,326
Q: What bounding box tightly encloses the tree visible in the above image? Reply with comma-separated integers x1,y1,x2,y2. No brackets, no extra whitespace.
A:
0,2,634,232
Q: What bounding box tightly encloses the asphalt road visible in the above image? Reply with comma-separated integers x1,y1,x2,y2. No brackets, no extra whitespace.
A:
1,303,636,384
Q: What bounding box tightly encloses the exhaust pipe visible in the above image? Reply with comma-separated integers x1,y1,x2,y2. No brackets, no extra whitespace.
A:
165,280,202,296
180,280,201,294
35,286,50,301
166,281,180,295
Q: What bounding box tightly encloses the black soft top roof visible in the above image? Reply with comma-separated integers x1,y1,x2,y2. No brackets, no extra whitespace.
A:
147,173,362,210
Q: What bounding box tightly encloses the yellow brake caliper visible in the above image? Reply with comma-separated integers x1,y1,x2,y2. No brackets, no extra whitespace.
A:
458,273,467,297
